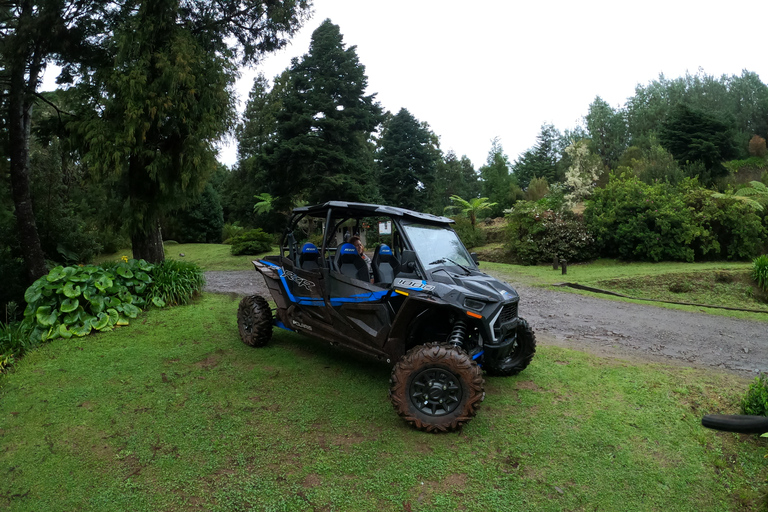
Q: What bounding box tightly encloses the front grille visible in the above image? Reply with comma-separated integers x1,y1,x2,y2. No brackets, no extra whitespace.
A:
496,302,518,325
493,301,519,339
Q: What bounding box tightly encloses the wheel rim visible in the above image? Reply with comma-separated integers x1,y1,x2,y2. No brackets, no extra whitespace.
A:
409,367,463,416
241,307,254,334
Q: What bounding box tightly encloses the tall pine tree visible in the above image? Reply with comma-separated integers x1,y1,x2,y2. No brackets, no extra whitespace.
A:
376,108,440,211
264,19,382,209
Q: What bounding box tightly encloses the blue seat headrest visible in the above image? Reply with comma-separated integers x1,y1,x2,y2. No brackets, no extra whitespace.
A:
301,242,318,254
378,244,393,256
339,243,357,257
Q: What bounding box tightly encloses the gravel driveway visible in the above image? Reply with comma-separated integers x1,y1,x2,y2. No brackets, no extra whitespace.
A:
205,270,768,376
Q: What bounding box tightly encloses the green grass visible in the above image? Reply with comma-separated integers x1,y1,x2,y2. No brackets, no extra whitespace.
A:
482,259,768,322
1,294,766,511
95,243,278,271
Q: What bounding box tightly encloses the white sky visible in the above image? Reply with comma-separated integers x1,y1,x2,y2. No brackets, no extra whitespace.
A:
41,0,768,171
219,0,768,170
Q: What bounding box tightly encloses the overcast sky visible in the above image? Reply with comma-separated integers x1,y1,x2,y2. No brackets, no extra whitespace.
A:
217,0,768,170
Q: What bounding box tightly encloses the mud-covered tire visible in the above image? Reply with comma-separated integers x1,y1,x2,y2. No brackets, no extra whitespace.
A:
237,295,272,347
389,343,485,433
484,318,536,377
702,414,768,434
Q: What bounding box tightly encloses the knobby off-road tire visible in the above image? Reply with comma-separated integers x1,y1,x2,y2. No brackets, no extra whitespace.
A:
702,414,768,434
237,295,273,347
484,317,537,377
389,343,485,433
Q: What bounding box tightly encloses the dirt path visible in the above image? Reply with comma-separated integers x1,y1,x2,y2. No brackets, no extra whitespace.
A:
205,270,768,376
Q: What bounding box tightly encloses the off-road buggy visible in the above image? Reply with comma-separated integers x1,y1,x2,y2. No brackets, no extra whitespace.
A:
237,201,536,432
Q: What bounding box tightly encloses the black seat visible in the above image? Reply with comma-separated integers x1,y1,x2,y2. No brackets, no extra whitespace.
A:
334,243,369,281
299,242,320,270
372,244,399,285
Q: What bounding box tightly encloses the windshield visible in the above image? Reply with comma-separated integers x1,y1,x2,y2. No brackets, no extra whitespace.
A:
401,222,475,272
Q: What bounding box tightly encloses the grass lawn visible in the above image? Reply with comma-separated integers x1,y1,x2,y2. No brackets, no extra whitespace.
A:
1,294,766,511
95,243,277,271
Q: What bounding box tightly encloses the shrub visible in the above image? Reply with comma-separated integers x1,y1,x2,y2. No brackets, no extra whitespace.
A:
23,259,158,343
505,200,595,265
741,373,768,416
222,222,246,244
584,174,766,263
147,260,205,306
0,319,34,363
749,135,767,158
585,175,700,262
753,255,768,293
229,228,273,256
452,216,486,249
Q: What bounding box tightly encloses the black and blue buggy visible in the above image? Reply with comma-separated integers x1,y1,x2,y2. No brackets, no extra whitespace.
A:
237,202,536,432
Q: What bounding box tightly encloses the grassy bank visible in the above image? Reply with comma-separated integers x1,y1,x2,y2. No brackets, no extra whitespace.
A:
95,243,277,271
482,259,768,321
0,294,765,511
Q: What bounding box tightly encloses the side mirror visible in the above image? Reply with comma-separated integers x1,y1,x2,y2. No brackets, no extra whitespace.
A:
400,250,418,273
471,252,480,266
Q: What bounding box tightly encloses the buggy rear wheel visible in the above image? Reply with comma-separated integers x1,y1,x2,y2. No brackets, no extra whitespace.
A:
389,343,485,433
237,295,273,347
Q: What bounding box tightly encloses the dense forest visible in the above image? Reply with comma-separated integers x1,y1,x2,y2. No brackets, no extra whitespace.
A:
3,4,768,312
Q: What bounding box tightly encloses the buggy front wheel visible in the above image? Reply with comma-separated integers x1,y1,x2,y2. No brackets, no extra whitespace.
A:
389,343,485,433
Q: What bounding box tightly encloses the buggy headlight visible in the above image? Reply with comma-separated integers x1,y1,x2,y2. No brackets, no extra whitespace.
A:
463,297,485,311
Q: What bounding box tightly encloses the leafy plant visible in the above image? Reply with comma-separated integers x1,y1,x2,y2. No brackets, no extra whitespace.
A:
741,373,768,416
452,216,486,249
229,228,273,256
23,259,156,343
146,260,205,306
505,200,595,265
753,255,768,293
222,222,245,244
585,174,765,262
444,195,497,230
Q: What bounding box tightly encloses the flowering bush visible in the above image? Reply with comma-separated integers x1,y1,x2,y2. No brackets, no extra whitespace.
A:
505,200,595,265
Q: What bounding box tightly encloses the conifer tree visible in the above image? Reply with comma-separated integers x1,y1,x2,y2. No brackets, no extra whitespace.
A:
264,19,382,209
377,108,440,211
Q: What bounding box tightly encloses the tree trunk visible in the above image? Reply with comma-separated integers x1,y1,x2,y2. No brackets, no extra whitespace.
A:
131,220,165,263
8,58,47,283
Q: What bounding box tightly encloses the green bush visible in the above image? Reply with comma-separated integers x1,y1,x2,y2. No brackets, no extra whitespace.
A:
741,373,768,416
753,255,768,293
505,200,595,265
229,228,273,256
147,260,205,306
222,222,246,244
452,216,486,249
23,259,158,343
0,319,34,365
585,174,766,262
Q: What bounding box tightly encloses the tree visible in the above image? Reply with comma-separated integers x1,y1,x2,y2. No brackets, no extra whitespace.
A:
1,0,113,281
264,19,383,210
585,96,627,170
237,72,280,161
79,0,311,262
659,104,737,183
479,137,512,217
563,140,603,206
511,123,563,189
431,151,480,212
444,195,496,230
377,108,440,211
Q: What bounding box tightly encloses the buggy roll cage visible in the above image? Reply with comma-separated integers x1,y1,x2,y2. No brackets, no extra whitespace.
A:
278,201,456,274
